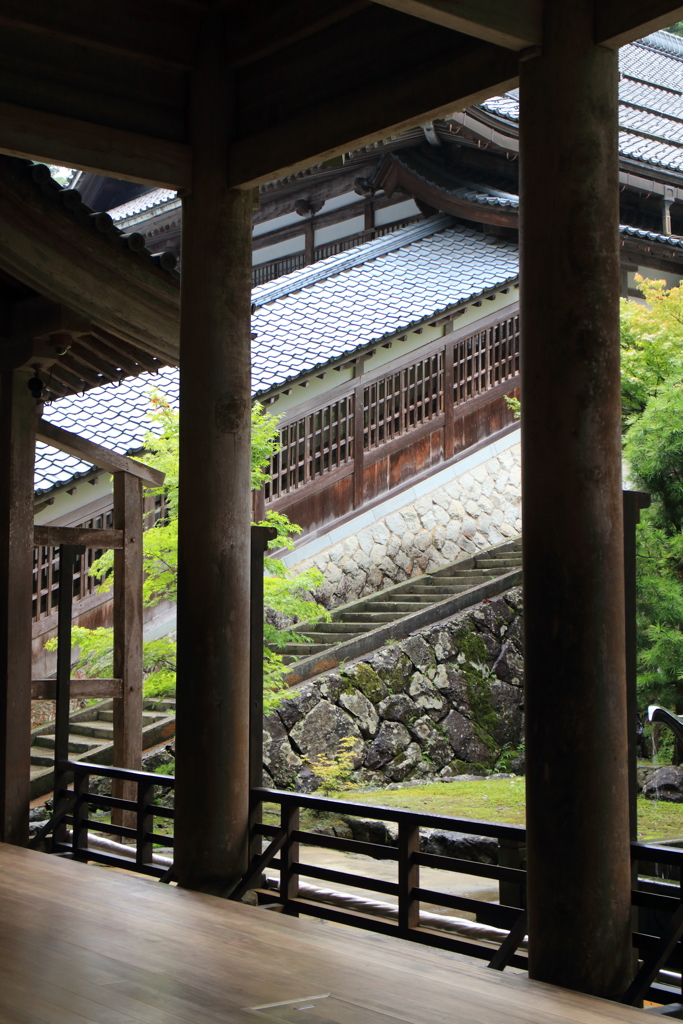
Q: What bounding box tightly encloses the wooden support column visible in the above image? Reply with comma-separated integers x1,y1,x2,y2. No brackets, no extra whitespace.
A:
0,372,34,843
519,1,631,997
0,369,34,845
174,11,253,894
111,471,143,828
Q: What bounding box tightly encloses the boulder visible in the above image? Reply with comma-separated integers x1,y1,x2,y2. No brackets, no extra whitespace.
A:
422,829,498,864
488,681,524,747
408,672,445,720
277,686,321,730
365,721,412,770
339,688,380,739
493,644,525,686
290,700,363,765
643,766,683,803
378,693,419,726
401,635,435,672
386,741,422,782
319,672,347,702
441,710,493,764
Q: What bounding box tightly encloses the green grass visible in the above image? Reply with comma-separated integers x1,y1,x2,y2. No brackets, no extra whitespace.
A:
305,779,683,843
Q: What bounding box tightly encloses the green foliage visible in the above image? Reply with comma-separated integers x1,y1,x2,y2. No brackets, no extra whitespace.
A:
620,277,683,418
621,278,683,721
504,395,521,420
302,736,358,796
668,22,683,36
70,393,329,709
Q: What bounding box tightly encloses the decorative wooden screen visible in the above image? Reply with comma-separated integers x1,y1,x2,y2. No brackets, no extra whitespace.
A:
266,397,354,501
33,508,114,622
363,353,443,450
453,313,520,405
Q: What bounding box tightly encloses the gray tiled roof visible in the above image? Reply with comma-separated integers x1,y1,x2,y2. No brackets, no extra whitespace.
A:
481,31,683,173
108,188,177,222
35,215,519,494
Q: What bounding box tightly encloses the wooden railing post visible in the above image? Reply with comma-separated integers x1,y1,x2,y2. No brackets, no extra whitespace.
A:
398,817,420,934
443,339,455,460
250,524,277,870
71,768,90,861
112,471,143,829
54,543,83,848
353,384,365,509
281,799,300,916
136,777,154,870
498,838,526,910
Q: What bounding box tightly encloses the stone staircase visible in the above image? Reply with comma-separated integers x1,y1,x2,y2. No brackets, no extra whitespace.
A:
30,698,176,800
282,538,522,686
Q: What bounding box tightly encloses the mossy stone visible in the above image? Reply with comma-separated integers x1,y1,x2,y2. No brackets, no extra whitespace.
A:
351,663,387,704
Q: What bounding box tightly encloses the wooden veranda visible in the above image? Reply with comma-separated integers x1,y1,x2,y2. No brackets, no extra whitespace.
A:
1,0,683,1005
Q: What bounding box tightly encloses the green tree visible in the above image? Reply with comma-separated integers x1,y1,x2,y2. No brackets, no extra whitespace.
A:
53,394,329,712
621,278,683,728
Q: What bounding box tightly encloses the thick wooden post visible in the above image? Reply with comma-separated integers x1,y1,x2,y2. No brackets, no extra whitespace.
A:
174,12,253,894
519,1,632,997
0,369,35,846
112,471,143,828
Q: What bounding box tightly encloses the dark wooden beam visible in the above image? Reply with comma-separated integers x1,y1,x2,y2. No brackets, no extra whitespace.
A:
36,420,165,487
0,1,199,70
33,526,124,549
0,99,191,189
369,0,542,50
31,678,123,699
596,2,683,48
229,40,519,188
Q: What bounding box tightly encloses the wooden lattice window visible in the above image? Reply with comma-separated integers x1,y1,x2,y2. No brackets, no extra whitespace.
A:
454,314,520,405
32,508,114,622
364,353,443,450
266,397,354,501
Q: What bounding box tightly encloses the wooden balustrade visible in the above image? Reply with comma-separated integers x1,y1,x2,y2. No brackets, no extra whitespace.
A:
262,309,521,534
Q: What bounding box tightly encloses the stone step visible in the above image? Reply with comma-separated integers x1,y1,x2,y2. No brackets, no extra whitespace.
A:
295,632,363,645
337,612,397,624
475,560,521,571
32,734,96,754
29,747,58,767
295,622,368,635
372,593,437,604
407,585,477,596
96,709,169,724
69,721,115,740
367,602,433,614
284,643,337,656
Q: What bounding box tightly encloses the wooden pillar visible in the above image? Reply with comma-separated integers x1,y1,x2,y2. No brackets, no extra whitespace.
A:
174,11,253,894
111,471,143,827
0,368,35,845
519,1,631,997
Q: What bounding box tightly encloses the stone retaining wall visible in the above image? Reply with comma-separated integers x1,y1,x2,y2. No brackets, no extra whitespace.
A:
263,587,525,791
289,441,521,609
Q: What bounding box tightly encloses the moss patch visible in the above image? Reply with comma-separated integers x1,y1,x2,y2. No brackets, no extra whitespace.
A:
352,663,386,704
454,629,498,752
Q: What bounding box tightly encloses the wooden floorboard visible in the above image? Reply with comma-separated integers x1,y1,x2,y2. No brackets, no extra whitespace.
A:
0,842,648,1024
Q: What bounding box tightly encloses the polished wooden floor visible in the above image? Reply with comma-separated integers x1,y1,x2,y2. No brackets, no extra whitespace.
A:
0,842,647,1024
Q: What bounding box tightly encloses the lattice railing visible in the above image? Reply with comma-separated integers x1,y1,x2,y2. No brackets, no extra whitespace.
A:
266,397,355,502
264,311,520,505
454,313,520,405
33,493,166,623
364,353,443,450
